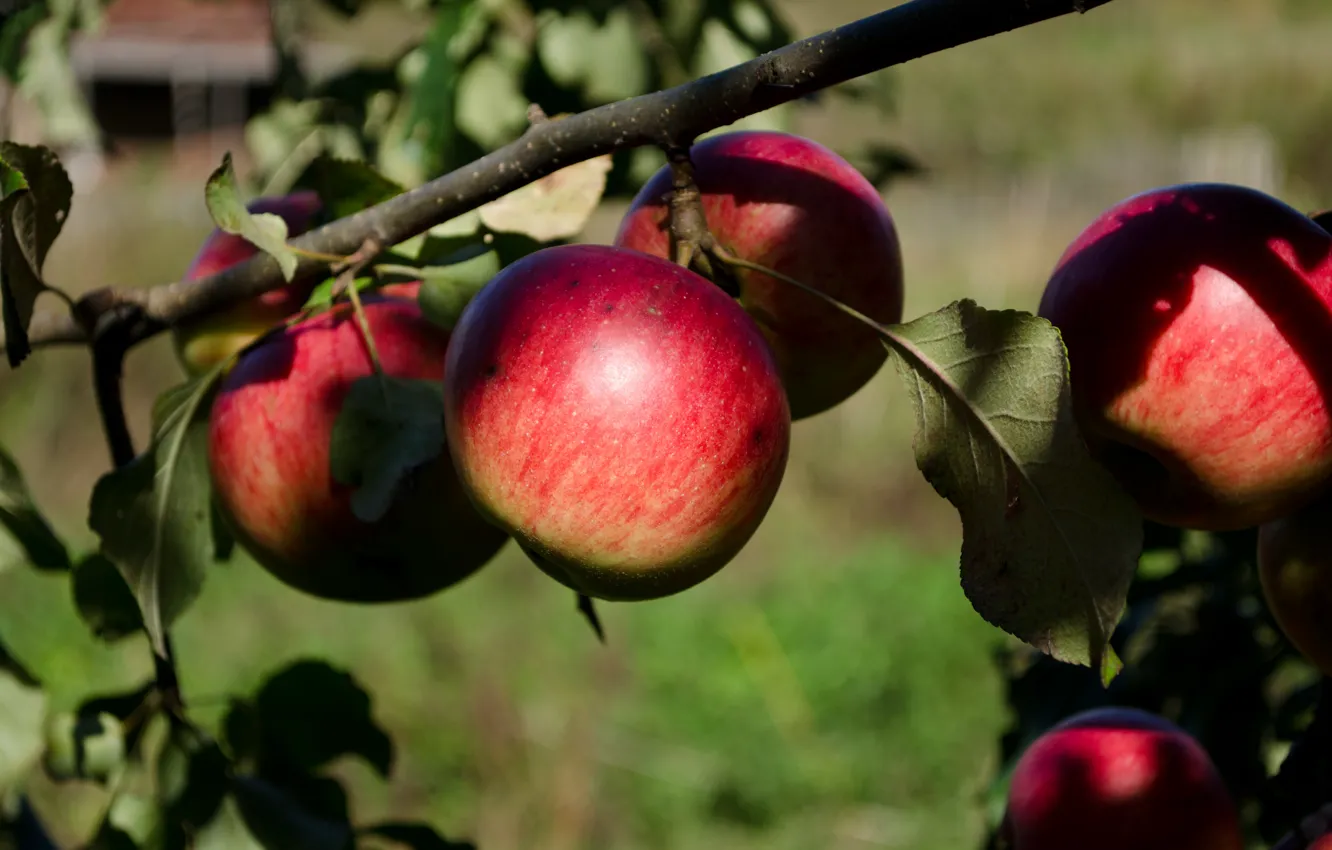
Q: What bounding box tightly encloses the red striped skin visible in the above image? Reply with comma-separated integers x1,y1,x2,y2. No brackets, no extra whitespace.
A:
173,191,324,376
1038,183,1332,530
443,244,790,601
1006,708,1244,850
615,130,903,421
208,296,508,603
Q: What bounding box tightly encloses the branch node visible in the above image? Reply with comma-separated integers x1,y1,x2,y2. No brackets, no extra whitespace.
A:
527,103,550,126
663,145,742,298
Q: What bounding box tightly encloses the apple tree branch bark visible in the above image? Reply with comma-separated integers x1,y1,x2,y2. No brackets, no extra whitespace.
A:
6,0,1115,357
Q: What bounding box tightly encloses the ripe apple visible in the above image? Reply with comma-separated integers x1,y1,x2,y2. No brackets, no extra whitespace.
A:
1004,706,1244,850
442,243,790,601
1312,833,1332,850
1258,495,1332,675
173,191,324,376
1037,182,1332,530
208,294,508,602
614,130,904,421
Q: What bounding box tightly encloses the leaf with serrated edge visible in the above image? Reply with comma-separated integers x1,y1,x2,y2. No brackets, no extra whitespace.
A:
205,153,299,282
477,155,613,242
886,300,1142,678
0,143,72,366
88,365,228,658
329,377,446,524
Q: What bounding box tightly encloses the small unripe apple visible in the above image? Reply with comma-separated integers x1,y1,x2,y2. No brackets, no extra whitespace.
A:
1258,496,1332,675
443,244,790,601
1004,707,1244,850
615,130,904,420
173,191,324,376
1038,182,1332,530
209,294,508,602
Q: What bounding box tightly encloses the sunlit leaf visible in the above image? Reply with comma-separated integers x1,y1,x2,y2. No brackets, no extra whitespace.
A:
88,366,228,658
205,153,300,282
886,300,1142,678
477,155,613,242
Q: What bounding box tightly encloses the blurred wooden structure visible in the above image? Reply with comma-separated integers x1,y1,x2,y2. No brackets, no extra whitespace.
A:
68,0,350,142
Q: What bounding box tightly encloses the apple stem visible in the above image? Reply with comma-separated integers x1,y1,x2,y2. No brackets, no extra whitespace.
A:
664,147,741,298
346,273,386,379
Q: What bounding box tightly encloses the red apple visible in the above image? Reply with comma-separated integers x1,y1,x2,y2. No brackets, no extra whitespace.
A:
1258,495,1332,676
1037,183,1332,530
173,191,324,376
1312,833,1332,850
208,294,508,602
442,244,790,601
1005,707,1244,850
614,130,904,420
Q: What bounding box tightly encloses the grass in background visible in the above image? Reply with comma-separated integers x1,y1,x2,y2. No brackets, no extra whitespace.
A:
3,499,1006,849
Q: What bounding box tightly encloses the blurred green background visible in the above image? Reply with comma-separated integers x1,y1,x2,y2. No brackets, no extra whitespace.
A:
3,0,1332,847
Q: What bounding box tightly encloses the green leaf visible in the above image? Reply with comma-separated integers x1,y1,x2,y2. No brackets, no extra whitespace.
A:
291,156,404,224
360,822,477,850
582,7,650,104
229,660,393,778
0,640,45,795
194,797,265,850
0,444,68,571
204,153,300,282
884,300,1142,678
232,775,354,850
158,722,230,837
86,823,141,850
0,142,72,367
455,55,530,152
0,5,46,81
71,554,144,643
43,710,125,784
107,790,164,848
329,377,446,524
88,367,228,658
400,1,465,179
76,683,156,756
535,10,596,89
415,246,500,330
476,154,612,243
15,16,101,151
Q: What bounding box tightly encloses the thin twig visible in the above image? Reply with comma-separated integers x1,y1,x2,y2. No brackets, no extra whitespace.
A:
3,0,1116,359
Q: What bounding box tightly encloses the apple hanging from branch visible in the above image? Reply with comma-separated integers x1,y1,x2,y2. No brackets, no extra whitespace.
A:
208,293,509,603
615,130,904,420
1002,707,1244,850
442,243,791,601
1037,182,1332,530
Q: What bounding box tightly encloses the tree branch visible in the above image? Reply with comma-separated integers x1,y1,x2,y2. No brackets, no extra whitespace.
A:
5,0,1115,357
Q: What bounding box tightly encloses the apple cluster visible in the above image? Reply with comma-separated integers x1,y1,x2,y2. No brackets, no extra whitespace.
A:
176,130,904,605
995,182,1332,848
1036,183,1332,680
